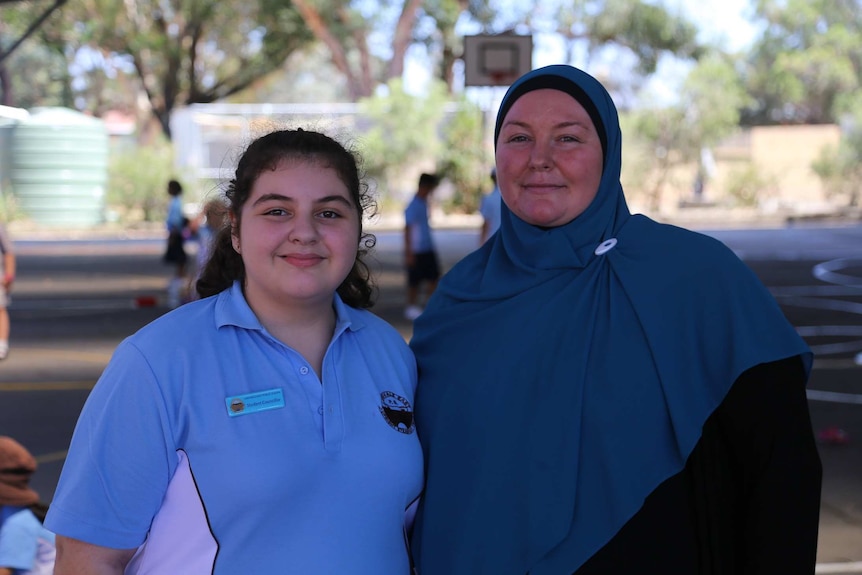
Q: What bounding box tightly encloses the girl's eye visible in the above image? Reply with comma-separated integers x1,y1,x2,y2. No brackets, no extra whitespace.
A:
264,208,288,216
319,210,341,219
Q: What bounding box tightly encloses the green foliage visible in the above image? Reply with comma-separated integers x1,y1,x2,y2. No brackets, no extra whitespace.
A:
436,97,487,212
628,105,690,210
743,0,862,124
618,112,655,204
357,78,448,199
627,53,748,211
586,0,703,74
681,53,750,146
811,101,862,207
0,3,72,108
725,163,775,207
106,139,178,222
3,0,315,137
0,192,21,223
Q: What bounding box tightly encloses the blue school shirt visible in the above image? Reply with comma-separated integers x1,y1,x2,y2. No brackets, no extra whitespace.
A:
46,282,423,574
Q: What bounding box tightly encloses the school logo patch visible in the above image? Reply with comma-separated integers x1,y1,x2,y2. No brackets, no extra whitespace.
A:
379,391,415,434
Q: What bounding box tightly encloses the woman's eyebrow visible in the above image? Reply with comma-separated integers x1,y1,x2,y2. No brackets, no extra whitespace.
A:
502,119,590,130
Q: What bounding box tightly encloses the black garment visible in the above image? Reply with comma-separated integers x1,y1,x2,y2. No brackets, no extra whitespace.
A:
569,356,821,575
163,230,187,265
407,251,441,286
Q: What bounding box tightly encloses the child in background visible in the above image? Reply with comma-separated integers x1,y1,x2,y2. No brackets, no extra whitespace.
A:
0,223,15,360
187,198,228,300
403,173,441,320
0,436,56,575
162,179,189,308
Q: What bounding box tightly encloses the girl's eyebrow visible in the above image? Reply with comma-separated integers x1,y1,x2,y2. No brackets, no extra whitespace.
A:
252,193,353,207
317,195,354,207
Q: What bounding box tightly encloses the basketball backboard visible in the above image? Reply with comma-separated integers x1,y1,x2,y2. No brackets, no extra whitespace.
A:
463,34,533,87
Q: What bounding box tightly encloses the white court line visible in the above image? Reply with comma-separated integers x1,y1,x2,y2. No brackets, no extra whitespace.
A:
813,258,862,288
807,389,862,405
798,326,862,337
779,296,862,315
771,285,862,296
816,561,862,574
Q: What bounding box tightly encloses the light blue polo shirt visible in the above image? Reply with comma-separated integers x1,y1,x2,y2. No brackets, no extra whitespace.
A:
405,196,434,253
0,506,56,574
46,282,423,575
479,186,502,240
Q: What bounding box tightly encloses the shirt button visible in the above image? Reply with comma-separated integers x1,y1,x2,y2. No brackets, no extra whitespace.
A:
318,405,324,415
299,366,309,375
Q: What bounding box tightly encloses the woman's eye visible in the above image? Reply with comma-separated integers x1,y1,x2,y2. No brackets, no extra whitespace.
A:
264,208,288,216
319,210,341,219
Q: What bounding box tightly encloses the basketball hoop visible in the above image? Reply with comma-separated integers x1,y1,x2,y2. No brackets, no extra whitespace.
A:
463,35,532,88
488,70,515,87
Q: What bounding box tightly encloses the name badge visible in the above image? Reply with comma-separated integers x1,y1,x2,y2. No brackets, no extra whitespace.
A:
225,388,285,417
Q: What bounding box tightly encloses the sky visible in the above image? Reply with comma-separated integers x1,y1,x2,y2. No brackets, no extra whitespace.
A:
641,0,759,104
410,0,762,108
674,0,758,53
530,0,760,105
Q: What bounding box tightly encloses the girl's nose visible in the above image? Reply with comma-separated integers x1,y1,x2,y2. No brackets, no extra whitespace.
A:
288,215,319,244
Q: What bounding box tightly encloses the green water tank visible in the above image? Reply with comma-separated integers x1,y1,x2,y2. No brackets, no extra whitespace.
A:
11,107,108,227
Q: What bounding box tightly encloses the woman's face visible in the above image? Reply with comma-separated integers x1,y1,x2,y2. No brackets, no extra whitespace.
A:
232,160,360,315
495,89,604,228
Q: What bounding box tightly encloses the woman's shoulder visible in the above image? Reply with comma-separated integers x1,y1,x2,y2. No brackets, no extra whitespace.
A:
623,214,746,269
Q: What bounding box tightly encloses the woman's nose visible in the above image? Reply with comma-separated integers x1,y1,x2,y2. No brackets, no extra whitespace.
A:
529,141,552,170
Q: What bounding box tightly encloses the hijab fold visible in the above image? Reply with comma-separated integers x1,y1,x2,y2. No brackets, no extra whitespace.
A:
410,65,811,575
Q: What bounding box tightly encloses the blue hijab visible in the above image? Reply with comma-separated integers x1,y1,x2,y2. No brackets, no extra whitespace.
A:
409,65,812,575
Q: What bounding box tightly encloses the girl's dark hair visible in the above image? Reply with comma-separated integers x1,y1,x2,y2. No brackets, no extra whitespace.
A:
167,179,183,196
195,128,378,309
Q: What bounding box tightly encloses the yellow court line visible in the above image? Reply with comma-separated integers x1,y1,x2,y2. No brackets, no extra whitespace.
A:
0,381,96,392
35,450,69,464
19,348,114,363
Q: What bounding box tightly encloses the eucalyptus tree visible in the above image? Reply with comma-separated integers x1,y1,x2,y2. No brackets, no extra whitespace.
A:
291,0,426,99
629,53,748,211
0,0,66,65
537,0,705,103
742,0,862,125
101,0,314,138
0,1,69,107
2,0,314,139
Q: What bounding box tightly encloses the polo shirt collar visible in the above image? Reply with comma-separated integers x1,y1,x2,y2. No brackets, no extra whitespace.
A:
213,281,367,334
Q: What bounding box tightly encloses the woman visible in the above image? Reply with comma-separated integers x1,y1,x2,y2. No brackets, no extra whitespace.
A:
409,65,821,574
46,129,423,574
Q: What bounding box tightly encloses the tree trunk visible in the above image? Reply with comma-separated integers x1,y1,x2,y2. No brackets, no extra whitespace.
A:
293,0,366,99
388,0,424,80
0,65,11,107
